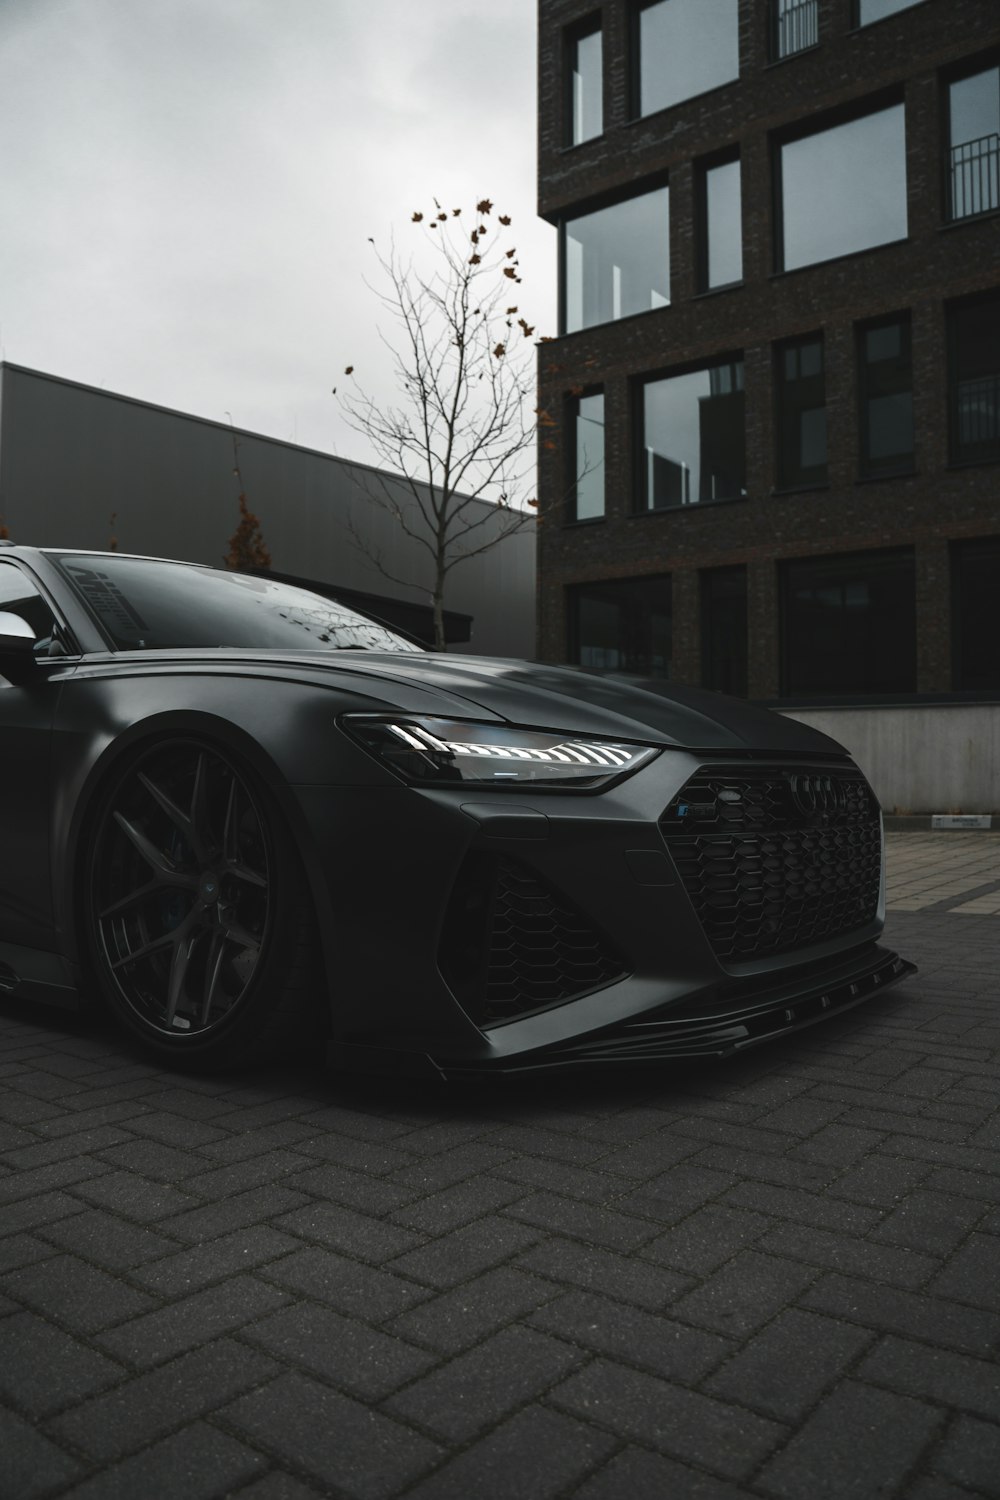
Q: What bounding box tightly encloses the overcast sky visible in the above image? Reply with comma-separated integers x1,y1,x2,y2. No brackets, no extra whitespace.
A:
0,0,555,468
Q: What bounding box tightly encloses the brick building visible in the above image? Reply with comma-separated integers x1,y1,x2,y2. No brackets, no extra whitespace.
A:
535,0,1000,713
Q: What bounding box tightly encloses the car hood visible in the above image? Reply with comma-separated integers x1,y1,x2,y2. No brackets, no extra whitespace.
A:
326,652,846,755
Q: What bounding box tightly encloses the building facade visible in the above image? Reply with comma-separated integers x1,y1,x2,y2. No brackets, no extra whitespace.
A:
0,364,536,657
536,0,1000,718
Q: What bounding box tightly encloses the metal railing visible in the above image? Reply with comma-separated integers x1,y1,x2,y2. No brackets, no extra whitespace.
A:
956,374,1000,448
949,134,1000,220
772,0,819,60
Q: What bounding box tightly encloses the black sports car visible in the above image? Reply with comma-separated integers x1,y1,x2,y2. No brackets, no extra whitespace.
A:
0,543,914,1075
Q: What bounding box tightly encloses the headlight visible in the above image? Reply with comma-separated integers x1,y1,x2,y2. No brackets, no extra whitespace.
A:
343,715,660,789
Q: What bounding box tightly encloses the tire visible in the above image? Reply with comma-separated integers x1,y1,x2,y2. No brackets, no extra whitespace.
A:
85,736,323,1068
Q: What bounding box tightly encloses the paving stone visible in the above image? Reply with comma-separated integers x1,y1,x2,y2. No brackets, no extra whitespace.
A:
872,1190,988,1258
47,1338,279,1460
687,1143,835,1192
244,1300,436,1398
158,1184,311,1242
574,1446,754,1500
389,1173,526,1233
58,1421,267,1500
491,1154,622,1203
0,1232,56,1273
858,1336,1000,1422
400,1405,618,1500
931,1414,1000,1494
38,1207,181,1271
31,1101,151,1137
0,1190,86,1234
385,1324,583,1443
131,1225,299,1295
2,1251,154,1333
704,1309,875,1422
721,1181,882,1235
384,1142,514,1195
226,1476,326,1500
0,1156,111,1202
0,1405,82,1498
291,1133,418,1174
197,1121,327,1162
284,1162,419,1214
929,1233,1000,1311
0,1125,133,1169
756,1222,938,1290
72,1169,198,1222
95,1275,290,1367
668,1250,818,1337
801,1273,1000,1357
183,1148,312,1197
121,1110,230,1146
590,1132,702,1179
95,1137,212,1180
755,1379,942,1500
550,1358,786,1481
639,1204,773,1275
220,1370,442,1498
387,1265,553,1354
826,1155,931,1207
529,1289,730,1382
516,1234,691,1310
387,1217,540,1288
273,1200,424,1263
0,1311,125,1417
504,1191,656,1251
260,1244,431,1320
616,1164,738,1226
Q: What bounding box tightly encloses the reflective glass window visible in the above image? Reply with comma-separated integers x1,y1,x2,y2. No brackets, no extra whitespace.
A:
700,566,747,697
777,336,827,489
948,66,1000,221
949,294,1000,464
636,0,739,117
568,21,602,145
771,0,819,61
563,187,669,333
781,549,916,695
856,0,924,23
858,314,914,478
0,561,59,646
780,103,907,271
640,360,745,511
571,391,605,521
699,156,742,290
570,575,672,677
952,537,1000,691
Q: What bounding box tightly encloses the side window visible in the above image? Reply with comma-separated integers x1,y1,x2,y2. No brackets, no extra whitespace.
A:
0,561,63,655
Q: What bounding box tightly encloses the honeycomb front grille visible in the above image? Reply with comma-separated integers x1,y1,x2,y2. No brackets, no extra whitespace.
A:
660,765,882,964
439,853,626,1026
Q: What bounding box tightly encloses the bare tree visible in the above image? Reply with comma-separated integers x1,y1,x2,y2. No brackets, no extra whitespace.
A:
336,197,538,650
223,423,272,571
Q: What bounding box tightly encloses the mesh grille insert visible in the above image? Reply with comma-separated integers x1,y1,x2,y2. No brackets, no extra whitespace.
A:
439,853,626,1027
659,765,882,964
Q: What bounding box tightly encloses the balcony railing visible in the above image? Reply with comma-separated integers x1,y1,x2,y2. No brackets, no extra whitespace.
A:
956,374,1000,449
949,134,1000,221
772,0,819,60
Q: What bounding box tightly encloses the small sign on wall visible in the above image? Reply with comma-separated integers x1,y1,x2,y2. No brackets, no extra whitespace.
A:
931,814,993,830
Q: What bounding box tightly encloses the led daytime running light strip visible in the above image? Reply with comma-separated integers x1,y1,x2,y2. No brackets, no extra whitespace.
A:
386,723,637,768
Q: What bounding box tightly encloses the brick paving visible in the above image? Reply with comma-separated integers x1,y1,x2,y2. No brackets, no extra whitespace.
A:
1,833,999,1500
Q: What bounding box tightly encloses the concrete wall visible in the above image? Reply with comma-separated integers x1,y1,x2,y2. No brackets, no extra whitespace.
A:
0,364,537,659
781,704,1000,814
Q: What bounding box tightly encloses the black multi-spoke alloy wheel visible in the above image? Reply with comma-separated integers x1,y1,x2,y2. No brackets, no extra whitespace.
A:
86,738,321,1066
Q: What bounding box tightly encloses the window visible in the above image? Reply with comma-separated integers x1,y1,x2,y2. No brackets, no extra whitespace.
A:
697,155,742,291
776,335,827,489
947,65,999,221
563,187,669,333
952,537,1000,691
639,359,745,511
634,0,739,117
778,102,907,271
948,294,1000,465
570,575,672,677
570,391,606,521
771,0,818,61
0,561,60,654
781,549,916,695
855,0,924,23
701,567,747,697
567,20,602,146
858,314,914,478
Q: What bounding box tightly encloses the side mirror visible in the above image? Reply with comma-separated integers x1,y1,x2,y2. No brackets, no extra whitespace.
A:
0,612,38,684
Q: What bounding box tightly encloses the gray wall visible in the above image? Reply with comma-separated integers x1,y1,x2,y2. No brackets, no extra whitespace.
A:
0,364,536,658
782,705,1000,814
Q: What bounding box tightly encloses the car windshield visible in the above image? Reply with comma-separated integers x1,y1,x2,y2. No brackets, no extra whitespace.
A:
50,554,424,654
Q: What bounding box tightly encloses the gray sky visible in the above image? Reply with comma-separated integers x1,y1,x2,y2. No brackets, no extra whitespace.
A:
0,0,555,467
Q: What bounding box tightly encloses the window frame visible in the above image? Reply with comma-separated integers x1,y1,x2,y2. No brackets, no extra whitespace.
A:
769,0,820,64
779,547,917,697
629,0,740,121
567,387,607,524
947,290,1000,468
951,536,1000,691
635,355,747,514
856,311,915,481
559,178,671,335
695,148,743,293
700,565,748,697
568,573,673,678
851,0,929,28
943,54,1000,224
774,332,828,492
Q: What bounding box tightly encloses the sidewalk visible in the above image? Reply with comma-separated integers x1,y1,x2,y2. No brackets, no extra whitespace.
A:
0,831,998,1500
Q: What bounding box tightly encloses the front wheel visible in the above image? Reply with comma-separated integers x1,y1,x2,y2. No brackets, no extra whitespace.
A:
85,737,322,1068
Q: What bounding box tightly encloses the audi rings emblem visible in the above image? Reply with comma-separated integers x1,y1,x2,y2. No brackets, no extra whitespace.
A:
788,773,847,820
